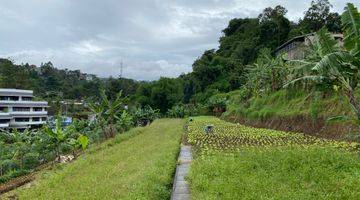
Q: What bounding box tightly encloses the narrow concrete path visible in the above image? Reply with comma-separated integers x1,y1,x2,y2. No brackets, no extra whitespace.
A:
171,145,192,200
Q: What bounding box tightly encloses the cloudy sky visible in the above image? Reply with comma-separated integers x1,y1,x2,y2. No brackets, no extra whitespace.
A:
0,0,356,80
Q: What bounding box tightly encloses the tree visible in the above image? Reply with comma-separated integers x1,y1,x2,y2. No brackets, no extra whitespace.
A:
300,0,341,33
219,18,260,64
300,0,332,32
88,90,125,138
326,12,342,33
287,3,360,119
247,49,287,95
258,5,291,50
150,77,183,113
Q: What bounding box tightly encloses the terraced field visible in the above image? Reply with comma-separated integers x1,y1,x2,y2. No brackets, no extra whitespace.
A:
187,116,360,200
187,116,360,151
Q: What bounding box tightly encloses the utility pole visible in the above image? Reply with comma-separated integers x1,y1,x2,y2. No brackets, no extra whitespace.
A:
120,61,123,78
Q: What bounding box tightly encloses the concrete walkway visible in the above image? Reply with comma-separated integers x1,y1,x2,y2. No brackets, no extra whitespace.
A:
171,145,192,200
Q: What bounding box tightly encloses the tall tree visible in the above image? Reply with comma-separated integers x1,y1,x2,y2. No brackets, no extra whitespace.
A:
300,0,341,33
258,5,291,50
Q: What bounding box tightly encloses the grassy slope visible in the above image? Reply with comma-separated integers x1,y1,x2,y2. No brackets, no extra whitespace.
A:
187,117,360,200
7,119,183,200
223,89,357,120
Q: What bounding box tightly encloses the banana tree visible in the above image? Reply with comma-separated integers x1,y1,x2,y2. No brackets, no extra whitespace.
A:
43,115,66,160
286,3,360,119
88,90,124,138
246,48,287,95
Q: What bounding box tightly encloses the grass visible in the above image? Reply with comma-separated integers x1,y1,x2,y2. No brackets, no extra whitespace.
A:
5,119,184,200
223,89,356,120
187,116,360,200
189,147,360,200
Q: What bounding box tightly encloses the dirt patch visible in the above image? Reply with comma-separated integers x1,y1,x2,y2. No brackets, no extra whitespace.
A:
0,155,79,196
224,115,359,141
0,174,34,196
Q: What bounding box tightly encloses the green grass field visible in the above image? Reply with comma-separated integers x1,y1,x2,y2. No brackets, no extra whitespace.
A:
4,119,183,200
187,117,360,200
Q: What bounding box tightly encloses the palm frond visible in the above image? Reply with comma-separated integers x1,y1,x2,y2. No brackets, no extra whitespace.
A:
342,3,360,51
284,75,325,88
315,27,339,56
313,51,356,75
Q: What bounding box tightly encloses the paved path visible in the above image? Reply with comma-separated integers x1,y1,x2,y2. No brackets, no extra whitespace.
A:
171,145,192,200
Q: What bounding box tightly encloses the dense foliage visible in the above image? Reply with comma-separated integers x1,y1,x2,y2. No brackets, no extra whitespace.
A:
6,119,184,199
0,121,91,183
0,90,161,184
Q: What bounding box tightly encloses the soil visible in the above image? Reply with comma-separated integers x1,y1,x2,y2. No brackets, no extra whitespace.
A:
223,115,359,141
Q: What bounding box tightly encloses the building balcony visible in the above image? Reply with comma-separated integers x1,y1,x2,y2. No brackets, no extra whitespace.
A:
10,111,48,116
0,100,48,107
0,112,11,118
11,121,46,126
0,123,10,128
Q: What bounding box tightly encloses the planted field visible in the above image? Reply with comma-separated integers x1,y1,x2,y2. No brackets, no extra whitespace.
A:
187,117,360,151
187,117,360,199
3,119,183,200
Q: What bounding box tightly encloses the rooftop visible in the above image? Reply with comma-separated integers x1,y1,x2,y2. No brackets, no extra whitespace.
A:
0,88,34,96
0,88,33,94
274,32,344,53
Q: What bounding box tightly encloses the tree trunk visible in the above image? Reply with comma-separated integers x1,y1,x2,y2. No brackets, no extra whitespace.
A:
345,88,360,120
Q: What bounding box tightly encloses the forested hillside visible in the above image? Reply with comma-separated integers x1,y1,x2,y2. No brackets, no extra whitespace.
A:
0,0,356,120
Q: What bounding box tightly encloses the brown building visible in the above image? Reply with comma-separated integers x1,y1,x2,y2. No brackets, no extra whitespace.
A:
274,33,344,60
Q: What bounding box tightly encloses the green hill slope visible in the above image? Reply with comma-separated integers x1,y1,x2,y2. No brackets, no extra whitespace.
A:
4,119,183,200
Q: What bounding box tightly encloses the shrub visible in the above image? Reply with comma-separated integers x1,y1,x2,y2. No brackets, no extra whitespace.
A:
23,153,40,170
167,105,186,118
116,110,134,133
207,93,228,115
133,106,160,126
167,104,201,118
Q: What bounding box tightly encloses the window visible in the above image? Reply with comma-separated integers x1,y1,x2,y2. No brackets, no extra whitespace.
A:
9,96,19,101
0,96,8,100
22,97,33,101
15,118,30,122
0,107,8,112
41,117,47,121
33,107,43,112
13,107,30,112
32,117,40,122
0,119,10,124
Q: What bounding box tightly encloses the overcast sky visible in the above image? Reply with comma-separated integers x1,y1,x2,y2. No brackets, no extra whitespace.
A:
0,0,357,80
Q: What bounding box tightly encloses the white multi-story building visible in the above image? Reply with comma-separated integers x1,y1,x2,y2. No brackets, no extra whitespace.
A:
0,89,48,129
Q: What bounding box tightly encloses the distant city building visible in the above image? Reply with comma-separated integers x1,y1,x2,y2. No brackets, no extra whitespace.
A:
274,33,344,60
0,89,48,130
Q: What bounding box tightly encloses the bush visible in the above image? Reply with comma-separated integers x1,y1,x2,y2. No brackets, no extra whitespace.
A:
167,104,201,118
133,106,160,126
116,110,134,133
0,118,93,184
1,159,20,174
23,153,40,170
167,105,186,118
207,93,228,115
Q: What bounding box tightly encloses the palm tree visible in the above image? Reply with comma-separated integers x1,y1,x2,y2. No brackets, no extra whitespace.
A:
286,3,360,119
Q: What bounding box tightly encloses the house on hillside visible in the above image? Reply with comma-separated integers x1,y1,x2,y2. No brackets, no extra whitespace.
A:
0,89,48,130
274,33,344,60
